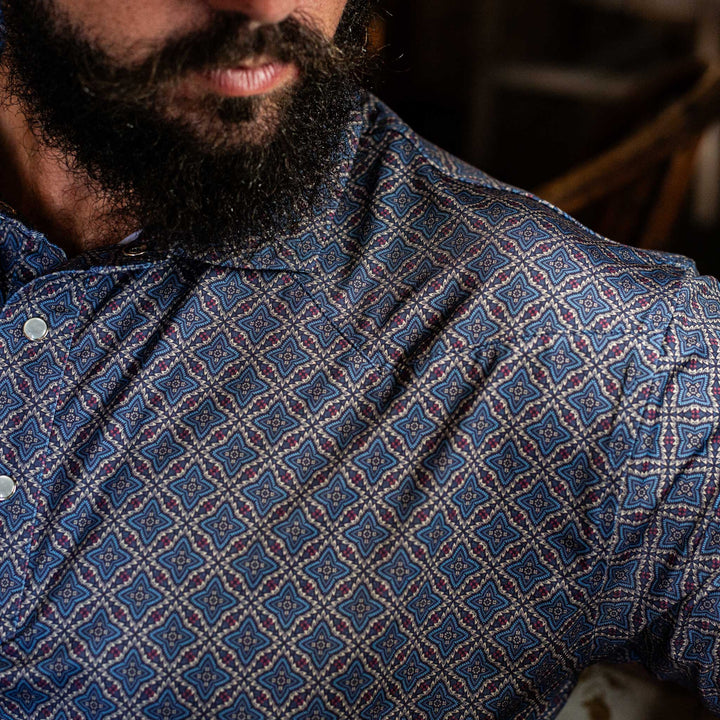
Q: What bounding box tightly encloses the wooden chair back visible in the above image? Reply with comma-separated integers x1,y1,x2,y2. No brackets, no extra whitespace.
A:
536,64,720,249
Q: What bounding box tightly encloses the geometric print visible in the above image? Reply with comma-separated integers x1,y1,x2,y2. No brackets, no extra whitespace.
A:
1,94,720,720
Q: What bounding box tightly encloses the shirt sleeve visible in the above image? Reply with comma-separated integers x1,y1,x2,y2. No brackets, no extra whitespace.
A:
600,273,720,712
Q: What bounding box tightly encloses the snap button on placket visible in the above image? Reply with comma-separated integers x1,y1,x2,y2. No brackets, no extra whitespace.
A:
23,317,49,341
0,475,17,501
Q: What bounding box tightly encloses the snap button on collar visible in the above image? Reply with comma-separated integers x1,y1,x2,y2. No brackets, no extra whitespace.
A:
123,243,148,257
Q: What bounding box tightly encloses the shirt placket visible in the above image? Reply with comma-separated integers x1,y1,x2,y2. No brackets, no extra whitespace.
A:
0,271,83,640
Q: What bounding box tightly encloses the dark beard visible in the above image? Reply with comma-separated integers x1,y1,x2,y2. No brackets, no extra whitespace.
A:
0,0,371,251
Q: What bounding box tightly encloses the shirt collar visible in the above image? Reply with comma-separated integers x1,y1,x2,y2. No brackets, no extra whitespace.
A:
0,90,374,279
0,211,68,297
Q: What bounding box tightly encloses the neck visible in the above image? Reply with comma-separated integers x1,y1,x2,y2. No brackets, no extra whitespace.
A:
0,74,133,255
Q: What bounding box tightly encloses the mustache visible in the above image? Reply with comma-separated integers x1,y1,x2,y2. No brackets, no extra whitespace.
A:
83,13,351,97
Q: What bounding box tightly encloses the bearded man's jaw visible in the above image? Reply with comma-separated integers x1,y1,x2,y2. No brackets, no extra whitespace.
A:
0,0,370,251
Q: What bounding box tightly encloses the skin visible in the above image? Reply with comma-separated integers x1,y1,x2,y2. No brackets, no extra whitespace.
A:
0,0,349,254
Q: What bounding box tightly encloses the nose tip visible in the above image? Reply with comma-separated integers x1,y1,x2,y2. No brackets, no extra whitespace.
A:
203,0,299,25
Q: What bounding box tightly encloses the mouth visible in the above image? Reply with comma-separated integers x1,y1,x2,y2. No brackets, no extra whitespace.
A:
193,60,298,98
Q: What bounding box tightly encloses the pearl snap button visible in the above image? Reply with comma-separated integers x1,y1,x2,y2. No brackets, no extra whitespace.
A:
123,243,147,257
23,317,48,341
0,475,16,501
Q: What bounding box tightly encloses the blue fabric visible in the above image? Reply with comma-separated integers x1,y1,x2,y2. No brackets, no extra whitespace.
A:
1,94,720,720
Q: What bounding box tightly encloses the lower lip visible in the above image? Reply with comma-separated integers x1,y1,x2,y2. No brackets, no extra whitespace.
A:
199,62,297,97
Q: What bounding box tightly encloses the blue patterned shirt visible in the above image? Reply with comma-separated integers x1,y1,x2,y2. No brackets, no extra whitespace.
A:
1,94,720,720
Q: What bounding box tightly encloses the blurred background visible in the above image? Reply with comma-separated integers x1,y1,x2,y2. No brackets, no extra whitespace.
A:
369,1,720,718
371,0,720,277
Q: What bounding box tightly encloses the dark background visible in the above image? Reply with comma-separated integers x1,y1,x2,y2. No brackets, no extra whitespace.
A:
369,0,720,275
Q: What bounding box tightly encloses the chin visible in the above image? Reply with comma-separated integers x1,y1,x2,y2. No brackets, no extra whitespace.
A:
161,90,287,151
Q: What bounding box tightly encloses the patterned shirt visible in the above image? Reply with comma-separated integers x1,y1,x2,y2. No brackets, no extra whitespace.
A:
1,94,720,720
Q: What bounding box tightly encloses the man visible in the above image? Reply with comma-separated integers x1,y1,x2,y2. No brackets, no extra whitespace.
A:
0,1,718,719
